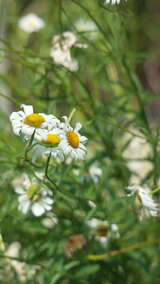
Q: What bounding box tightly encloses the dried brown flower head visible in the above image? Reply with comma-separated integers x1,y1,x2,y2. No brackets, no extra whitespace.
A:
64,234,87,258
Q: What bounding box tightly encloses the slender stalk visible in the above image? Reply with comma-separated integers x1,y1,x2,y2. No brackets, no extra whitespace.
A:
24,130,35,162
45,151,52,178
88,238,160,261
68,108,76,124
150,187,160,195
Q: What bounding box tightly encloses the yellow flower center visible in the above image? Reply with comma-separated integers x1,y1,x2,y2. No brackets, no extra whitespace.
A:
41,134,60,147
96,225,108,237
26,183,41,202
28,21,36,28
24,113,45,128
66,131,79,148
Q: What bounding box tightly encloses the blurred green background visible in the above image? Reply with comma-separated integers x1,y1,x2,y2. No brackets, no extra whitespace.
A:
0,0,160,283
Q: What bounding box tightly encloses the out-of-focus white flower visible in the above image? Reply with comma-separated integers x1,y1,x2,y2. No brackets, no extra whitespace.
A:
59,116,87,160
6,242,39,281
6,242,26,282
111,224,120,238
86,218,109,246
89,165,102,183
10,104,59,139
41,213,58,229
18,13,45,33
104,0,127,4
52,32,77,50
32,128,64,161
74,19,98,40
73,165,102,183
86,218,120,246
13,173,54,216
127,185,159,217
50,31,87,71
111,224,119,231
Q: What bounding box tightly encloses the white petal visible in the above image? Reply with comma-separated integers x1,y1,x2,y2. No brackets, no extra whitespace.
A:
18,195,27,203
32,203,45,216
43,197,54,205
75,122,82,132
86,218,100,228
21,104,33,116
14,187,25,194
18,200,30,214
12,126,21,135
10,111,25,121
42,203,52,211
21,125,35,136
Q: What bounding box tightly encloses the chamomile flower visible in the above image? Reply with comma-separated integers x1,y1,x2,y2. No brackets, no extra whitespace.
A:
86,218,109,246
73,165,102,183
10,104,59,139
52,32,77,51
32,128,64,161
86,218,120,246
104,0,127,4
13,173,53,216
18,13,45,33
127,185,159,217
59,116,87,160
89,165,102,183
50,31,87,71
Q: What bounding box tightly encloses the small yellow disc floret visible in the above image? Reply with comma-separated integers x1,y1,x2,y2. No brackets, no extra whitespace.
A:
26,183,41,202
41,134,60,146
66,131,79,148
24,113,45,128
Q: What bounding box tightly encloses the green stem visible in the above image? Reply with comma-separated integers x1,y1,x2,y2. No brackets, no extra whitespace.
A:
24,130,36,162
68,108,76,124
45,152,52,178
150,187,160,195
0,92,20,106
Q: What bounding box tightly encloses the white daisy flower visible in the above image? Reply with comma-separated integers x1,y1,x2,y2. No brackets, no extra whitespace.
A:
86,218,120,246
32,128,64,161
127,185,159,217
73,165,102,183
50,31,87,71
86,218,109,246
89,165,102,183
18,13,45,33
10,104,59,139
13,173,54,216
104,0,127,4
59,116,87,161
52,32,77,51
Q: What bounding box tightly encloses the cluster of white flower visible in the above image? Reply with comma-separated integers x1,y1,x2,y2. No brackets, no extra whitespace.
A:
18,13,45,33
50,31,87,72
104,0,127,4
18,14,88,72
12,173,53,216
127,185,159,218
73,165,102,184
10,104,87,161
86,218,120,246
